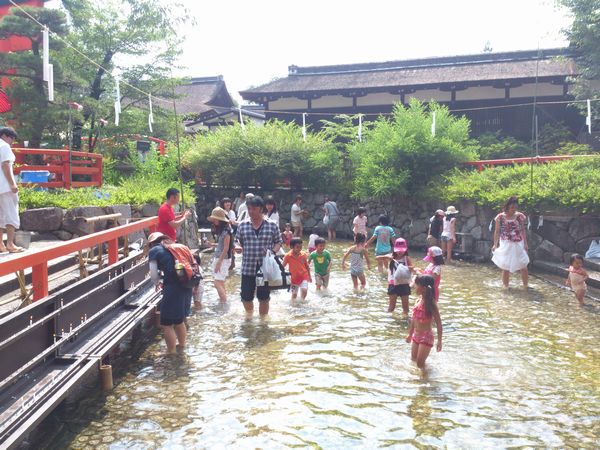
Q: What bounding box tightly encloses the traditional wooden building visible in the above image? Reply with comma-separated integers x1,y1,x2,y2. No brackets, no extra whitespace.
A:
174,76,264,133
240,48,583,139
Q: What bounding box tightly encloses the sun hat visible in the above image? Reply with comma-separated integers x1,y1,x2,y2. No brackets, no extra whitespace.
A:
424,246,443,262
435,209,445,216
148,232,168,245
393,238,408,253
207,207,230,223
445,205,459,215
245,193,255,199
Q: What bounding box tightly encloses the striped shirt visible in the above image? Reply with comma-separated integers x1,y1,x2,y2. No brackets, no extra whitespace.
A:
236,219,283,276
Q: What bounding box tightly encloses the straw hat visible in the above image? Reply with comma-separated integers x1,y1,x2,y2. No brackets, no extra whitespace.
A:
445,205,459,215
148,232,168,245
208,207,230,223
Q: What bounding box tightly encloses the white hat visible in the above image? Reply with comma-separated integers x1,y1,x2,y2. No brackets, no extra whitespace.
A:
445,206,459,215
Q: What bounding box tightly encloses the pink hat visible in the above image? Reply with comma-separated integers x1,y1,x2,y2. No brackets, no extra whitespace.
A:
393,238,408,253
424,246,443,262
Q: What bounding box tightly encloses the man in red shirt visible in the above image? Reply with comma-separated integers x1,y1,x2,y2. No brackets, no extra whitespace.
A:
157,188,191,241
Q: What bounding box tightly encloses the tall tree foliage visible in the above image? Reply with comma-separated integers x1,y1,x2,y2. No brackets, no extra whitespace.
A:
0,1,187,148
561,0,600,121
0,6,68,146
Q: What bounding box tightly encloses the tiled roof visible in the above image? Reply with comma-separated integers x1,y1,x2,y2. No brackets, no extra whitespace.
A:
240,48,577,100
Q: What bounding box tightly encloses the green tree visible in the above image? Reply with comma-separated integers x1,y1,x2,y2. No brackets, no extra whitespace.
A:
0,5,68,146
350,100,478,199
58,0,189,149
560,0,600,121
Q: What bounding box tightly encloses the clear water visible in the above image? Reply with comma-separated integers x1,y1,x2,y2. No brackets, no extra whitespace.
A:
46,243,600,449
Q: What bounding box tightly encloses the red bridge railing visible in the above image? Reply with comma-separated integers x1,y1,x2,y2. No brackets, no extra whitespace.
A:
464,155,575,172
13,148,103,189
0,217,157,301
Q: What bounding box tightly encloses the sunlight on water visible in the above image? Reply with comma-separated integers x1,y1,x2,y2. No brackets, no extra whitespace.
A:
46,242,600,449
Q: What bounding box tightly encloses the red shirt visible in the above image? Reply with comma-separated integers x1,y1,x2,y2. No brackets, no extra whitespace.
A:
157,202,176,241
283,250,310,285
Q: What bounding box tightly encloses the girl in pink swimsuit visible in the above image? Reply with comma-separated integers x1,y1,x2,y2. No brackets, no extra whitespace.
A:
406,275,443,368
566,253,589,306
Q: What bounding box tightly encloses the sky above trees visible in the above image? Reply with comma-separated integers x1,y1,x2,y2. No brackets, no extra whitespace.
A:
48,0,572,102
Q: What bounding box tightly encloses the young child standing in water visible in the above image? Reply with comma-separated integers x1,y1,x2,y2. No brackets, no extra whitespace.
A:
419,246,444,301
566,253,589,305
352,207,368,238
406,275,443,368
281,223,293,249
376,238,414,314
342,232,371,289
309,237,332,290
307,231,320,253
367,214,396,274
283,238,312,300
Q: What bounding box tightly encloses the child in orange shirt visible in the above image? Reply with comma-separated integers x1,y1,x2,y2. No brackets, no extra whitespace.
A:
283,237,312,300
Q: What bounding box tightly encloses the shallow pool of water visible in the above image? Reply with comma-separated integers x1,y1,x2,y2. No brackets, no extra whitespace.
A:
44,242,600,449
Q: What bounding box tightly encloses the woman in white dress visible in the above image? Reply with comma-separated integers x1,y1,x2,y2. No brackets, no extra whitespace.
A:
491,196,529,289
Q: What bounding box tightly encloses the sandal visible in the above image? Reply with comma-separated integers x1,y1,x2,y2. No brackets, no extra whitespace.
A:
7,246,25,253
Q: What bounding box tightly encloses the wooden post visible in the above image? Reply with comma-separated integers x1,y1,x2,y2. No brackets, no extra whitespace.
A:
100,364,113,390
32,262,48,301
108,238,119,265
97,244,103,269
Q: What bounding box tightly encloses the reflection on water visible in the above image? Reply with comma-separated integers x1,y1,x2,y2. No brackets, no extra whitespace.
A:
43,243,600,449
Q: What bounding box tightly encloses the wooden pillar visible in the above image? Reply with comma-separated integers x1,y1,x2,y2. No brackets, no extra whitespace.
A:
108,238,119,265
32,262,48,301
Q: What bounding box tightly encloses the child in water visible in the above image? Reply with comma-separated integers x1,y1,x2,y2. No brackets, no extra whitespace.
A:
418,246,444,301
283,238,312,300
309,237,332,290
406,275,443,368
566,253,589,305
342,232,371,289
352,207,368,238
376,238,414,314
307,231,320,253
366,214,396,274
281,223,293,249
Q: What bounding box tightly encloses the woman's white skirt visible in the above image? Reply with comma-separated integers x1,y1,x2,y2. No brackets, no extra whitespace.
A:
492,240,529,273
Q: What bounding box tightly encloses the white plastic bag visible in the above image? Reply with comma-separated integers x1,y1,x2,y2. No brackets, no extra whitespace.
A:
323,214,330,226
585,240,600,259
393,264,412,285
261,251,281,283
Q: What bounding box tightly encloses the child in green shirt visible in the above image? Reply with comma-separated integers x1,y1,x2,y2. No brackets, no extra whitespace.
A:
309,237,332,290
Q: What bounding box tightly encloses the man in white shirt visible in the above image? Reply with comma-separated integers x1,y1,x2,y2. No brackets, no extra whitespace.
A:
0,127,22,253
237,192,254,222
290,195,307,237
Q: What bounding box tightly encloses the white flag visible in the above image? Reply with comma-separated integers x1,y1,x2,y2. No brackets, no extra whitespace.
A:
47,63,54,102
238,106,245,129
431,111,436,137
148,94,154,133
302,113,307,142
586,99,592,134
358,114,363,142
42,27,50,82
114,74,121,126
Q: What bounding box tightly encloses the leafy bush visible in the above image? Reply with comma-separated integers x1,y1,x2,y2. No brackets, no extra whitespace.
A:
442,157,600,212
182,120,345,191
350,100,478,199
19,176,195,212
475,132,531,159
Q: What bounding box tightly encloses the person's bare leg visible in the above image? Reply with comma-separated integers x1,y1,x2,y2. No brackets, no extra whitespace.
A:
411,342,419,361
291,287,298,300
388,294,397,312
0,228,6,252
576,289,585,305
378,259,385,275
162,325,177,354
258,301,269,316
301,288,308,300
6,225,17,250
401,295,409,315
416,344,433,368
447,240,454,262
520,268,529,289
351,275,359,289
358,273,366,289
174,322,187,350
242,300,254,314
214,280,227,302
502,270,510,288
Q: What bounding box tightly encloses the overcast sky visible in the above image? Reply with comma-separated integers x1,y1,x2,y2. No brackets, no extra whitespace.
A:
49,0,572,103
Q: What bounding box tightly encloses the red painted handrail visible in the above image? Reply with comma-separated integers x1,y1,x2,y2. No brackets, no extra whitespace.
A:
464,155,574,172
0,217,158,301
13,148,103,189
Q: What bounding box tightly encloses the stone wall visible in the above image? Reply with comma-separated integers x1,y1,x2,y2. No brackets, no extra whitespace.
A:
195,187,600,262
19,204,199,248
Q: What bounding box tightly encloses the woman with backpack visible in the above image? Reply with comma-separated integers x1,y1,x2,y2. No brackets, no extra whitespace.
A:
209,207,233,302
